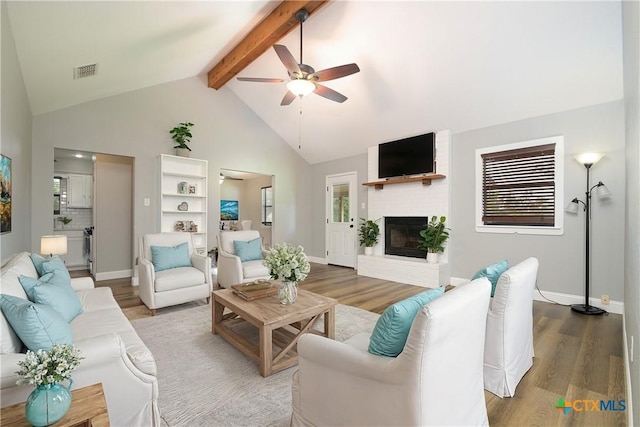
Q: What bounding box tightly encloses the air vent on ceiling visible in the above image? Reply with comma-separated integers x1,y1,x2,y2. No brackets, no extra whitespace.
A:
73,63,97,79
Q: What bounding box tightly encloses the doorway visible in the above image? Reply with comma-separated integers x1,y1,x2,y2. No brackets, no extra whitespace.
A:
326,172,357,268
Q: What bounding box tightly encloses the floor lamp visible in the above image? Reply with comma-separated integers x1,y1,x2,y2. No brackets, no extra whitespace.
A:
565,153,611,315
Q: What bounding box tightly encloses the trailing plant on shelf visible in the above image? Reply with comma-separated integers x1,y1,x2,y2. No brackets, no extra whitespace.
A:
417,215,450,253
169,122,194,151
358,218,381,248
57,216,72,226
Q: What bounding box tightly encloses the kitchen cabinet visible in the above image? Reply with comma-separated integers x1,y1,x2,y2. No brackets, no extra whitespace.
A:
67,174,93,208
53,230,88,269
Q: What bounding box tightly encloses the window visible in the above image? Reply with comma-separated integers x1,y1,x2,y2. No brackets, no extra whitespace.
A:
476,136,564,235
261,186,273,225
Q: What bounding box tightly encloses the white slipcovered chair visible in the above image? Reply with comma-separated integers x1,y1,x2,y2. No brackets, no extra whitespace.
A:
484,257,539,397
138,232,212,316
291,279,492,427
216,230,270,288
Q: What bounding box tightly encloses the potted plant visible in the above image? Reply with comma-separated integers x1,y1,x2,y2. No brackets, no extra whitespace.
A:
417,215,450,263
263,243,311,305
57,216,72,229
358,218,380,256
169,122,194,157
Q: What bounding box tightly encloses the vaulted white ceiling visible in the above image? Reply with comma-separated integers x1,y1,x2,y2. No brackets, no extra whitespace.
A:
7,1,623,164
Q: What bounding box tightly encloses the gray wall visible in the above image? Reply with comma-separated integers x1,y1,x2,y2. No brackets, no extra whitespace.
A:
308,153,368,259
0,1,32,260
30,75,313,272
451,101,625,301
623,0,640,423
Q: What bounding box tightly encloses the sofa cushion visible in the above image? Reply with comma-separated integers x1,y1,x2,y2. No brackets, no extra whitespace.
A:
0,294,73,351
19,272,83,322
151,242,192,272
233,238,263,262
242,260,270,280
472,259,509,297
368,286,445,357
1,253,35,353
154,267,205,292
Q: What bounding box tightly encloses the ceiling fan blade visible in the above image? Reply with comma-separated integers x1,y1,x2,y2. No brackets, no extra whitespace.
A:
280,90,297,106
314,84,348,103
237,77,285,83
273,44,302,78
311,63,360,82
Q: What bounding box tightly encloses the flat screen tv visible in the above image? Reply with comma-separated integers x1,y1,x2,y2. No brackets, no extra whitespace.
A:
378,132,435,179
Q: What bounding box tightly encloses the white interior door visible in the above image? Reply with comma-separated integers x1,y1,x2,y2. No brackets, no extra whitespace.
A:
326,172,357,268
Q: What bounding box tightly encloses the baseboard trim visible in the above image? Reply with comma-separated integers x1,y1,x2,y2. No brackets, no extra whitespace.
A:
308,256,328,265
94,269,132,282
449,276,623,314
623,316,634,426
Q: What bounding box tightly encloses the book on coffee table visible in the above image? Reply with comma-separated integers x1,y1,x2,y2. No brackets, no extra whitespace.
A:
231,281,278,301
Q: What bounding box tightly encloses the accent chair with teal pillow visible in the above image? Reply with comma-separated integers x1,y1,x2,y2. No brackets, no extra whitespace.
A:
472,260,509,297
19,271,83,322
0,294,73,351
150,242,192,272
233,237,264,262
368,286,445,357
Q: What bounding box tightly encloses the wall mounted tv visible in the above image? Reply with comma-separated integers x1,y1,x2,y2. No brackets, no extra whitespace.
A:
378,132,436,179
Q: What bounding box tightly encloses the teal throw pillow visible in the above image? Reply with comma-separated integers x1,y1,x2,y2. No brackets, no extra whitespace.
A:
233,238,264,262
151,242,192,272
368,286,445,357
472,259,509,297
0,294,73,351
30,253,47,276
19,271,83,322
41,255,71,284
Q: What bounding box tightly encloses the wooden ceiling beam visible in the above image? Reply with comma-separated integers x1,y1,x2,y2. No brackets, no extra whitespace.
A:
207,0,329,90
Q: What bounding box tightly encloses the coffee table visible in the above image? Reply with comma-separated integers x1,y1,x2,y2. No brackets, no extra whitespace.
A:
211,287,338,377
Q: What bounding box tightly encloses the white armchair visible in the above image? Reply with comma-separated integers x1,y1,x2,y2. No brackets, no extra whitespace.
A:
216,230,270,288
484,257,539,397
138,232,212,315
291,279,492,427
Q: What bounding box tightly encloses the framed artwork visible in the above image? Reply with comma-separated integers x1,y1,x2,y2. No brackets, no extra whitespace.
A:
0,154,11,234
220,200,239,220
188,184,197,195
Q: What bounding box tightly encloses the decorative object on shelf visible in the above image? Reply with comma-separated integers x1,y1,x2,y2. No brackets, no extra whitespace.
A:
263,243,310,305
417,216,451,264
0,153,12,234
358,218,380,256
177,202,189,211
177,182,188,194
175,221,185,231
169,122,194,157
16,343,83,427
188,184,197,195
188,221,198,232
57,216,72,229
565,152,612,315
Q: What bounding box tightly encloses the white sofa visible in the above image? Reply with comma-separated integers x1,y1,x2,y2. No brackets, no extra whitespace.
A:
1,252,159,426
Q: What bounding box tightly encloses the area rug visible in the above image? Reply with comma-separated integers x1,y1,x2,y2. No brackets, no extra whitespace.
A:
131,302,379,426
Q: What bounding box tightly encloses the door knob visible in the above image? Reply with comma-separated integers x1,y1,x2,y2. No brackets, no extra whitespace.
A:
349,225,354,228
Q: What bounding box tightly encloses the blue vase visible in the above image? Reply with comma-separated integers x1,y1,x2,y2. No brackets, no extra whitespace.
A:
25,380,73,427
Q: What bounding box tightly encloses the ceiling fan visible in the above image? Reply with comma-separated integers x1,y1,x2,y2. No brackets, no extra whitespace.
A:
237,9,360,106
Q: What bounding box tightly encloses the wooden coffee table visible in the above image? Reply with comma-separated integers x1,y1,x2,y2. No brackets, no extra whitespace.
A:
212,287,338,377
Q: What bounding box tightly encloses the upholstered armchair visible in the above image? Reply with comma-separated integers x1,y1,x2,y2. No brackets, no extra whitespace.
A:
138,232,212,315
216,230,270,288
484,257,539,397
291,279,492,426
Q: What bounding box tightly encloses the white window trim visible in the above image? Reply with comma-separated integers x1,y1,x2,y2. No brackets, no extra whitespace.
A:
475,135,564,235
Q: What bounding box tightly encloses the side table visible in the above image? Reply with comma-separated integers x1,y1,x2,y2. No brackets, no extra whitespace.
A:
0,383,109,427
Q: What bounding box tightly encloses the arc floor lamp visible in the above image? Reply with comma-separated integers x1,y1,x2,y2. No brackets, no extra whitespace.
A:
565,152,611,315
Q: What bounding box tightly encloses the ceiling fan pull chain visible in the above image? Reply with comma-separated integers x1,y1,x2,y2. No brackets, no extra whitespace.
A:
298,103,303,150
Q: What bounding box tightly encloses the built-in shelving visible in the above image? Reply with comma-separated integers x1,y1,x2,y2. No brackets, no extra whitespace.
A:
362,174,446,190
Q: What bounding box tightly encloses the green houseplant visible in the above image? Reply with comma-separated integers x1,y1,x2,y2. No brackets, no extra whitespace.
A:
358,218,380,255
169,122,194,156
417,215,450,263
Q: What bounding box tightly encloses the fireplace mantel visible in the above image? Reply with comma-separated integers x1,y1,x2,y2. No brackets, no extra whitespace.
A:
363,174,446,190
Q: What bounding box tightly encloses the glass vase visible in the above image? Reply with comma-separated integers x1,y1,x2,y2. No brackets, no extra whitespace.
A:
25,380,73,427
279,281,298,305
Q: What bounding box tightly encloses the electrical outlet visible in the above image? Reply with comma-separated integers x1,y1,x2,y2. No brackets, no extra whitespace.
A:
601,294,610,305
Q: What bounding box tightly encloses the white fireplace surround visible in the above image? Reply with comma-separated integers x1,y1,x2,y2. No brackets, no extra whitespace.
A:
357,130,451,288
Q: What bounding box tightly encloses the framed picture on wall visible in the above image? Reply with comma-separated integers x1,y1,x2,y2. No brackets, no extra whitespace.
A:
0,154,11,234
220,200,239,221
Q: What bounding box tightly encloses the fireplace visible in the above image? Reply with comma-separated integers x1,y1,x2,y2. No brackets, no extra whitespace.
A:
384,217,429,259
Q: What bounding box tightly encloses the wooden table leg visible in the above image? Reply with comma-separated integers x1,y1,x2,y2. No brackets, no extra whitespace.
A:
325,306,335,339
212,295,224,335
259,325,273,377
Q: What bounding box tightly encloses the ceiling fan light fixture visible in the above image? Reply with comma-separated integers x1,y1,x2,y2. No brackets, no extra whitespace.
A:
287,79,315,97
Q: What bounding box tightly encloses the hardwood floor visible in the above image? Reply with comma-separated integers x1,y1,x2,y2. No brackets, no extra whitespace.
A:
83,264,627,426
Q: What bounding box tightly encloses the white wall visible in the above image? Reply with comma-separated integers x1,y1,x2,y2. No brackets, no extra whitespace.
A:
30,75,313,271
0,1,32,260
451,101,625,301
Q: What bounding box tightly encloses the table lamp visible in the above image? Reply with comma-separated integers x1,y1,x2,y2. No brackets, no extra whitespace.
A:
40,235,68,257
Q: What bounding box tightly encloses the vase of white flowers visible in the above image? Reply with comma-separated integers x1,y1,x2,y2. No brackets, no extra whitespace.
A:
263,243,311,305
16,343,83,427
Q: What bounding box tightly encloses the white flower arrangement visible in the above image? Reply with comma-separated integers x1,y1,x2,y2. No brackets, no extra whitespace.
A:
263,243,311,283
16,343,83,387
